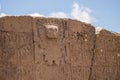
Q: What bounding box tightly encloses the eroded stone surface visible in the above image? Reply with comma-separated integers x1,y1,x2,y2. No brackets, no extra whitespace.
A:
0,16,35,80
45,24,58,39
0,16,120,80
90,30,120,80
67,20,95,80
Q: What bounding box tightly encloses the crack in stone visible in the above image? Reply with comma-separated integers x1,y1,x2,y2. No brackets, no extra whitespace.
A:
88,35,96,80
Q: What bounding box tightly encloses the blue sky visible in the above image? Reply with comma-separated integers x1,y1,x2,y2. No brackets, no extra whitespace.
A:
0,0,120,32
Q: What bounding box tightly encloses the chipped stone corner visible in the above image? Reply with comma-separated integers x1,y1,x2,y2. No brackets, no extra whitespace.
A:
95,27,103,34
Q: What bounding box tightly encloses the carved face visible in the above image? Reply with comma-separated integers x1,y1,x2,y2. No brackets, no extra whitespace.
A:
45,25,58,39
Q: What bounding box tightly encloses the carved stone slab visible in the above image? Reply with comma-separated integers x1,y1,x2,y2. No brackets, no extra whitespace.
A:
0,16,119,80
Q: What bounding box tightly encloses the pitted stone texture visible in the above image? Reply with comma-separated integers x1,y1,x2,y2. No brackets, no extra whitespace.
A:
33,18,71,80
0,16,35,80
90,30,120,80
0,16,33,32
67,20,95,80
34,18,68,65
0,16,120,80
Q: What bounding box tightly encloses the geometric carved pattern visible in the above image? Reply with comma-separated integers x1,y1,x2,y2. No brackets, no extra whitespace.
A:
0,16,120,80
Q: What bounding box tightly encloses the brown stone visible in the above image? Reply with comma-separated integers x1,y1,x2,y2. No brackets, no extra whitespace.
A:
90,30,120,80
0,16,120,80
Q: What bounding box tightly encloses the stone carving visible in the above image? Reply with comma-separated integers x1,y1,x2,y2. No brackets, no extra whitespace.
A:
45,24,58,39
0,16,120,80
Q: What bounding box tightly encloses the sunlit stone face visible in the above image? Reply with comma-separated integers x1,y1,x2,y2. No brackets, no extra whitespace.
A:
45,24,58,39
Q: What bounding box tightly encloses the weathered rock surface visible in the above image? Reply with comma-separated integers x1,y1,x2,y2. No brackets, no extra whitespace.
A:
90,30,120,80
0,16,120,80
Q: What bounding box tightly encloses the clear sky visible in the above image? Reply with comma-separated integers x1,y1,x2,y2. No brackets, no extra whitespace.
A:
0,0,120,32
